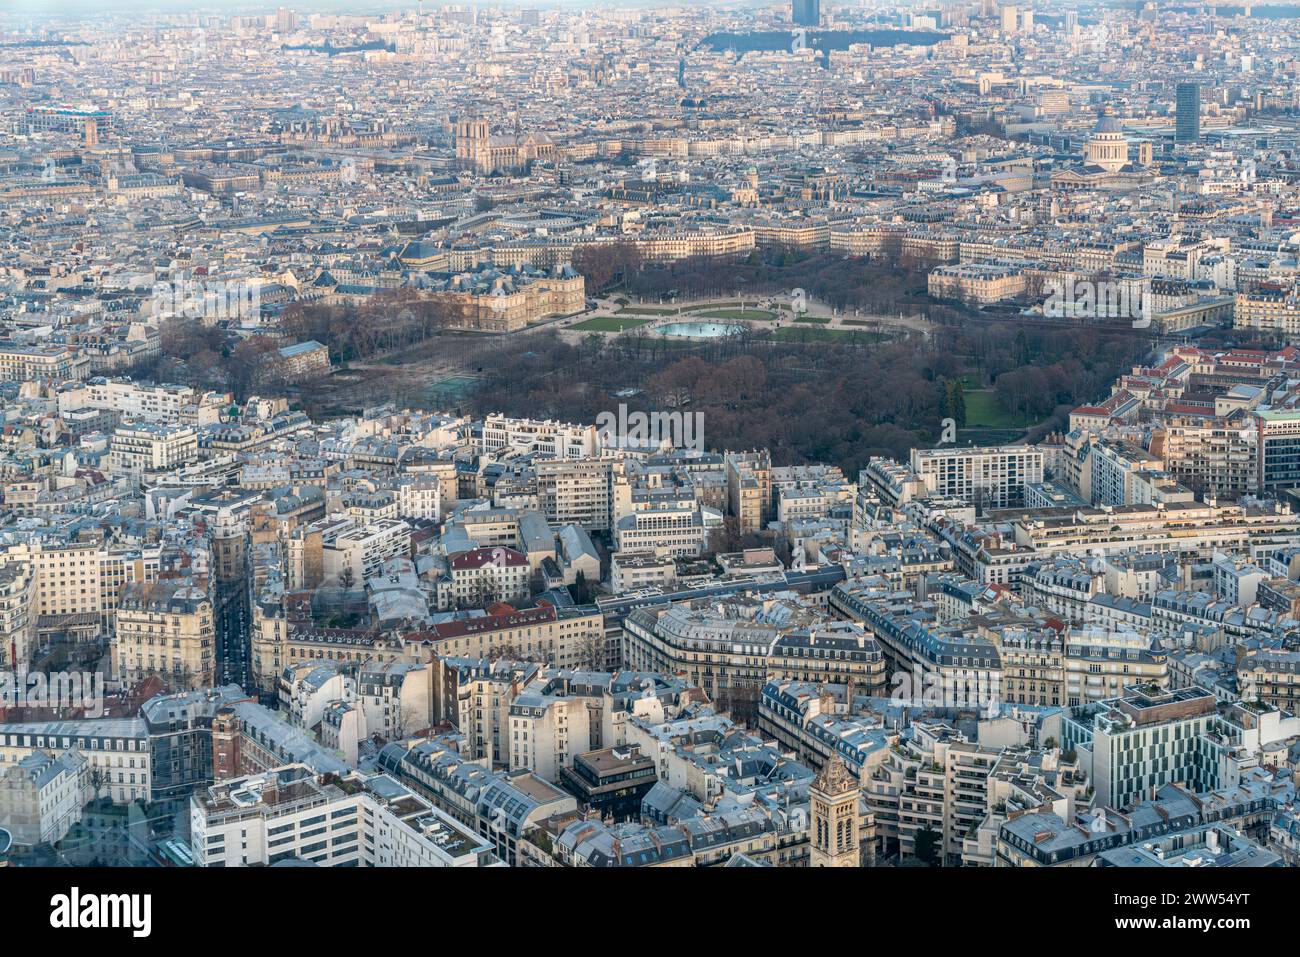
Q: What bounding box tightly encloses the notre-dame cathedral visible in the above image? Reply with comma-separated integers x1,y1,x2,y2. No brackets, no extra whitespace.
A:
454,116,556,175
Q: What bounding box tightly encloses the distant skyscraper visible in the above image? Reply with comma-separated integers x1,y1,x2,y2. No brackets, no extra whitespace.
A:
792,0,820,28
1001,4,1019,35
274,7,296,34
1176,82,1201,143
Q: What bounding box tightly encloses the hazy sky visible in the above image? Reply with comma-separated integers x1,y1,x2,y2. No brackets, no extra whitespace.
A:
4,0,735,29
1,0,631,12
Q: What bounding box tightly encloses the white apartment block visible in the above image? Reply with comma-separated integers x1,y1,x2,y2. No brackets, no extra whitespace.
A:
536,458,628,531
0,343,91,383
396,475,443,522
480,414,598,459
58,378,225,425
614,504,708,558
279,661,353,733
358,661,433,741
909,446,1044,509
1212,552,1267,606
1089,439,1164,507
508,689,594,783
322,519,411,585
610,551,678,595
189,765,494,867
107,422,200,485
0,539,162,637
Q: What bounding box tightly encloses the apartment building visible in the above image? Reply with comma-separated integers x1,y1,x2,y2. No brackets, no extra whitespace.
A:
1061,686,1220,809
995,626,1065,708
448,546,530,607
831,582,1002,709
1064,627,1168,707
726,451,772,534
764,622,887,693
189,764,494,867
394,475,443,522
455,659,541,768
0,749,88,847
357,660,433,741
507,682,595,783
1157,416,1257,497
322,518,411,585
864,721,1001,863
622,599,777,704
0,718,151,804
610,551,677,595
480,415,598,459
1010,500,1300,559
0,538,162,638
0,343,91,383
58,378,225,425
1234,282,1300,337
1089,438,1164,506
114,580,215,690
0,562,36,669
910,445,1044,509
614,504,708,558
632,226,755,261
423,604,604,670
107,422,200,486
374,736,578,865
1237,649,1300,714
828,223,908,258
536,458,627,531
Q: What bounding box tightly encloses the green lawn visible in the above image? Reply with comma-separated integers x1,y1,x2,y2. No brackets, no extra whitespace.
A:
694,308,776,320
571,316,654,332
963,390,1037,428
616,306,677,315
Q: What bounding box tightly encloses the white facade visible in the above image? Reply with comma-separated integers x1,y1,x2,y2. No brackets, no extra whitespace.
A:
190,765,494,867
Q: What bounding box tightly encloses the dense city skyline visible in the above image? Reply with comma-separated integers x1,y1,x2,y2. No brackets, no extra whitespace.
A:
0,2,1294,932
